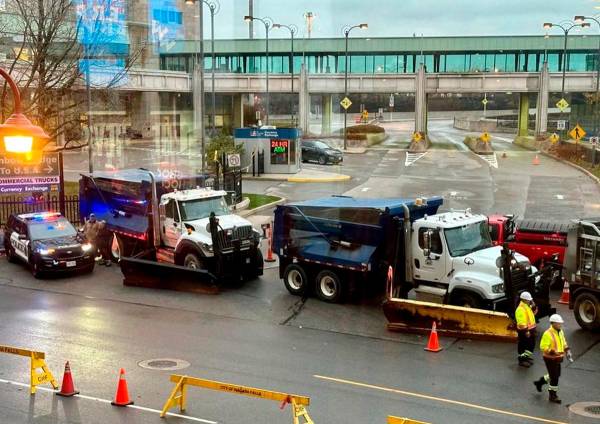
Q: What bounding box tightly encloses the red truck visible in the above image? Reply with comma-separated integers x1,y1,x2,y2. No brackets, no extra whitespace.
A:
488,215,569,286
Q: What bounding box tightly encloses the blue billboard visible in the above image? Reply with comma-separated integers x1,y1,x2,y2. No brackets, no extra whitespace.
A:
75,0,129,87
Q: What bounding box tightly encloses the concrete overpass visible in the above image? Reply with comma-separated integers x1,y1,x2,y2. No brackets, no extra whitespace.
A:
123,65,590,136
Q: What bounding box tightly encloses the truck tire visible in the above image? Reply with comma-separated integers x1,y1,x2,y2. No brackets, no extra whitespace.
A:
315,270,344,303
451,291,482,309
283,264,308,296
574,292,600,331
183,252,203,269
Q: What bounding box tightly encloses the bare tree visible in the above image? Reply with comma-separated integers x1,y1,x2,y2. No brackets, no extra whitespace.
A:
0,0,147,150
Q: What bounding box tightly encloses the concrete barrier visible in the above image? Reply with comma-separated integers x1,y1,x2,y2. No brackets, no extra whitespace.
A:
464,135,493,154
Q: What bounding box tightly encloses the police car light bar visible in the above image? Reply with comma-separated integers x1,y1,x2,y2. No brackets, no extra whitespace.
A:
20,212,61,220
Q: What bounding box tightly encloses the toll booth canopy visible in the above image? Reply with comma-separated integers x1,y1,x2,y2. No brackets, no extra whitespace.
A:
234,128,301,174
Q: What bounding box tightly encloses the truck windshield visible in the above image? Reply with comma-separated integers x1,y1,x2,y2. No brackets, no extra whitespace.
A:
29,218,77,241
179,197,229,221
444,221,492,257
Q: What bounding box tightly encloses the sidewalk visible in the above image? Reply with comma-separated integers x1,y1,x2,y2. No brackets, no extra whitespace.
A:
245,168,351,183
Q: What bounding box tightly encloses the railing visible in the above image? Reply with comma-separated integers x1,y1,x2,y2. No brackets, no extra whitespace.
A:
0,194,80,228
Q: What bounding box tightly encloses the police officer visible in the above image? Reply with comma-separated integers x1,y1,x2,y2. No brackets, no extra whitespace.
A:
515,291,537,367
534,314,573,404
82,214,101,260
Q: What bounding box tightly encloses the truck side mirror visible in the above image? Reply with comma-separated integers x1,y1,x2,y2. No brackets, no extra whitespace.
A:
423,230,432,257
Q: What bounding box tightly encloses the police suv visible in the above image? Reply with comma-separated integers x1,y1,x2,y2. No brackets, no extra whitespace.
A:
4,212,95,278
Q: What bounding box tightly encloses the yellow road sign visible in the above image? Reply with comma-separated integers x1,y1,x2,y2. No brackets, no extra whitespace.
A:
556,98,569,112
549,133,560,143
569,124,586,141
0,345,58,394
481,98,488,106
480,132,491,143
340,97,352,110
412,132,423,142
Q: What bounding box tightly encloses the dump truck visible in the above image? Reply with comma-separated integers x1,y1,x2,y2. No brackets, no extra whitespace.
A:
488,214,569,267
564,218,600,331
273,196,554,340
79,169,263,287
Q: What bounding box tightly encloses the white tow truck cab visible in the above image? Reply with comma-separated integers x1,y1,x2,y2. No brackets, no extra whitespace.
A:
411,209,535,309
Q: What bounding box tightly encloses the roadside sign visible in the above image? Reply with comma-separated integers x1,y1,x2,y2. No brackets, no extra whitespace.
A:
569,124,586,141
549,133,560,143
412,132,423,142
590,136,599,146
481,98,488,106
0,153,59,193
556,98,569,112
557,120,566,131
340,97,352,110
389,94,395,108
480,132,491,143
227,153,241,168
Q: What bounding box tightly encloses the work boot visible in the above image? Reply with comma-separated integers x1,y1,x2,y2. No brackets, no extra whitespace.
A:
525,356,534,363
105,260,111,267
519,359,531,368
534,377,546,392
549,391,561,404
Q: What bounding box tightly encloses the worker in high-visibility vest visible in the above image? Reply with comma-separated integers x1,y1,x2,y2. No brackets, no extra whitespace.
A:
534,314,573,404
515,291,537,367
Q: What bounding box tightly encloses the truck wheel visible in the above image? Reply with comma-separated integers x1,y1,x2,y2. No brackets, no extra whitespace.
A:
315,270,344,303
574,293,600,331
183,252,203,270
451,292,482,309
283,264,308,296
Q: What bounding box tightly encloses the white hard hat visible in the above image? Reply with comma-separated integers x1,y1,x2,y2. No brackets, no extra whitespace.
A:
549,314,564,324
520,291,533,301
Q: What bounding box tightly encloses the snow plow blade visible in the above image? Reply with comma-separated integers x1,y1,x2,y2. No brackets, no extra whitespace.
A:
120,256,219,294
383,298,517,342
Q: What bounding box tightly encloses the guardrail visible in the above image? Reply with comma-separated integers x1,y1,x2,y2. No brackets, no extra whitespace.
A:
0,344,58,394
160,374,313,423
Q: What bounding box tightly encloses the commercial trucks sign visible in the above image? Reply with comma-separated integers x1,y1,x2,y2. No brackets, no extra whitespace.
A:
0,153,59,193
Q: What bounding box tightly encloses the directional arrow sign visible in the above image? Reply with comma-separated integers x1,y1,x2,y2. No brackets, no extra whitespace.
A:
340,97,352,110
569,124,586,141
556,98,569,112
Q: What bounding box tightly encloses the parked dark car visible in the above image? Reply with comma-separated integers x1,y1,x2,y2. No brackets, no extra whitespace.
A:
301,140,343,165
4,212,95,278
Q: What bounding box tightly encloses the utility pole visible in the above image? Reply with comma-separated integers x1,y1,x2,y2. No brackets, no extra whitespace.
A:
248,0,254,38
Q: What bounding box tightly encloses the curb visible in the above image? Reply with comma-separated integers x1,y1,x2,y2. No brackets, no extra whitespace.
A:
539,151,600,185
237,196,286,217
287,174,351,183
243,175,289,182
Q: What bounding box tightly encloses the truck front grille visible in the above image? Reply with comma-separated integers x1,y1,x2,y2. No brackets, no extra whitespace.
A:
215,225,253,251
511,268,531,291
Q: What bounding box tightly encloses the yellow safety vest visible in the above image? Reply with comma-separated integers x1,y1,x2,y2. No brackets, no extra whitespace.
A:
515,301,536,330
540,327,568,359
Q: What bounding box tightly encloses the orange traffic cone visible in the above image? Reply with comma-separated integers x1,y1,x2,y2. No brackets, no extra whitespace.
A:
558,280,570,305
532,154,540,165
56,361,79,397
424,322,443,352
111,368,134,406
265,226,276,263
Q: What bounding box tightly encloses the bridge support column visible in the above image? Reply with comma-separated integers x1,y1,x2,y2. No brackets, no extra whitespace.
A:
415,64,427,134
298,64,309,134
535,61,549,136
321,94,332,135
517,93,530,137
232,94,244,129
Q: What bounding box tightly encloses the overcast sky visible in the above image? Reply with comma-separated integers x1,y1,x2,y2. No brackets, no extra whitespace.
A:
204,0,600,39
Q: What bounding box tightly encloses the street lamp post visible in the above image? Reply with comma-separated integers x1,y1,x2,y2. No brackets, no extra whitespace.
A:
245,15,272,125
575,15,600,161
543,21,589,136
342,23,368,151
272,23,298,126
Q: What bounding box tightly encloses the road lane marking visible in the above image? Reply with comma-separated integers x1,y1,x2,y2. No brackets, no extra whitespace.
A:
0,378,217,423
313,375,568,424
361,187,370,192
556,194,564,200
405,152,427,166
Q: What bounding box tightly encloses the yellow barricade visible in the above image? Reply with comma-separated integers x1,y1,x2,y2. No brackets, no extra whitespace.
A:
161,374,314,423
388,416,431,424
0,345,58,394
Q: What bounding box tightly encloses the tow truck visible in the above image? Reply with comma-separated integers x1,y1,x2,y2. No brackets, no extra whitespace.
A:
273,196,554,340
79,169,263,288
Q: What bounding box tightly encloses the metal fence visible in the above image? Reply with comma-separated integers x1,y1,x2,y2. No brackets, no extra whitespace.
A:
0,195,80,228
